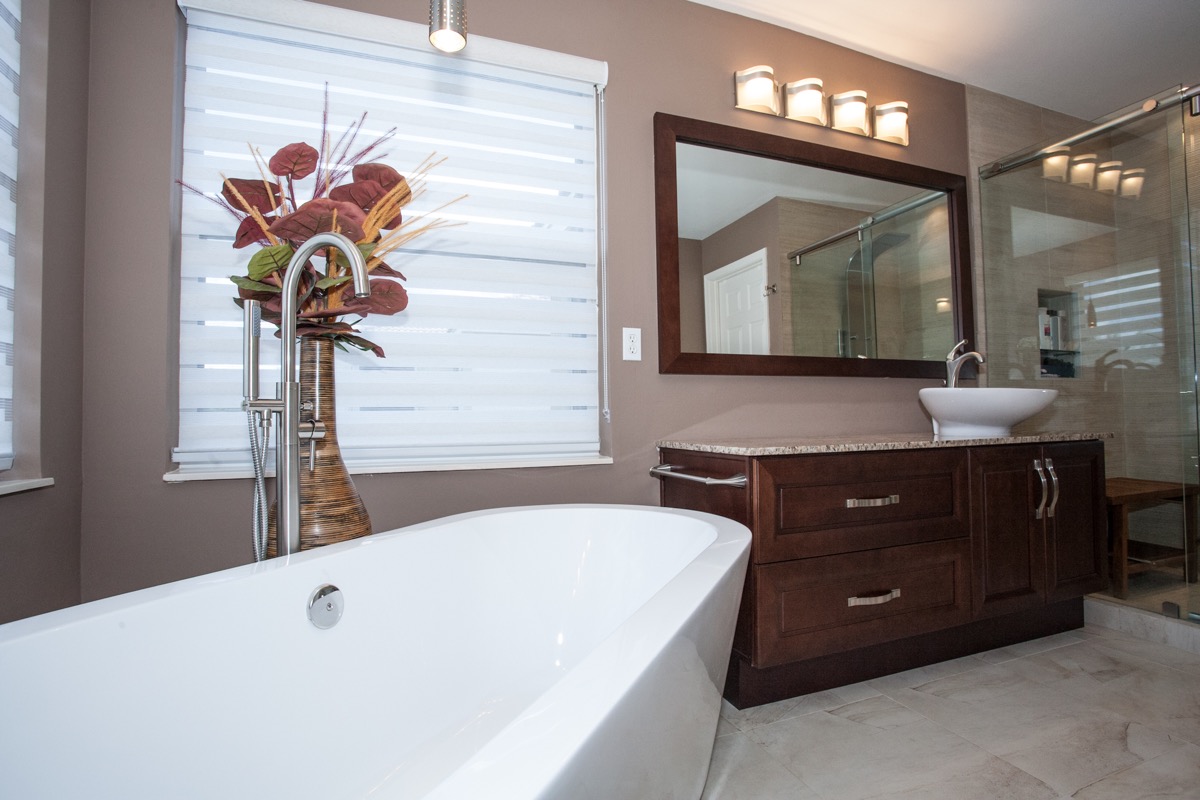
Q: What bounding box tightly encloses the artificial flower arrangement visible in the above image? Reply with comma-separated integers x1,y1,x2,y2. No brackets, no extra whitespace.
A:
187,96,454,356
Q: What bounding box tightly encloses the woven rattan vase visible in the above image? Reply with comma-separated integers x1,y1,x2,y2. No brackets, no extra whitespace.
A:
268,336,372,556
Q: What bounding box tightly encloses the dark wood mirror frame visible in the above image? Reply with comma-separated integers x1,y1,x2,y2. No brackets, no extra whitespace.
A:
654,112,975,379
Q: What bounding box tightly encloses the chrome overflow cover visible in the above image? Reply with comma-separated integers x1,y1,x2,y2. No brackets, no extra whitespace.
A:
308,584,344,629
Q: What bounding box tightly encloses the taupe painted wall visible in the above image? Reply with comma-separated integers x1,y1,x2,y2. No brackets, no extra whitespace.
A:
2,0,971,621
2,0,89,622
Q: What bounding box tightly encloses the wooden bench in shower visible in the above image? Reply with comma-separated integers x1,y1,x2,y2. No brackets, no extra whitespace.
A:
1105,477,1199,599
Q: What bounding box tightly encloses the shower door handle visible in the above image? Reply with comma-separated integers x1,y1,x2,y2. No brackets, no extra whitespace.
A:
1033,459,1049,520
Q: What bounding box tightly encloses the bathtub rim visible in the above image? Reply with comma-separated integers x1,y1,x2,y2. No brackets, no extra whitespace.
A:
0,503,749,645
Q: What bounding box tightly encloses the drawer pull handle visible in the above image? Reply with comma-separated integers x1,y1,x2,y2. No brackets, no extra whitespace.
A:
848,588,901,607
845,494,900,508
649,464,748,488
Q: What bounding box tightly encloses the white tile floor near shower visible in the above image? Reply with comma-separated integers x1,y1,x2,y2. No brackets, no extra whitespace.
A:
702,624,1200,799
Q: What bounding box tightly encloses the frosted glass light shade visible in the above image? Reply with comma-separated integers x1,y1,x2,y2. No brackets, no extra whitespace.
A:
1042,146,1070,181
1096,161,1123,194
735,66,780,115
784,78,827,125
1120,168,1145,199
1069,153,1097,187
429,0,467,53
873,101,909,145
831,90,869,136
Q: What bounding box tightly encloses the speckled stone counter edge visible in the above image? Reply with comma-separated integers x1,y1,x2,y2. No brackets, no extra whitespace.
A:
656,431,1112,457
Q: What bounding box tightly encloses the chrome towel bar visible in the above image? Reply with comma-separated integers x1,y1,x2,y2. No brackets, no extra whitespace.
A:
650,464,748,488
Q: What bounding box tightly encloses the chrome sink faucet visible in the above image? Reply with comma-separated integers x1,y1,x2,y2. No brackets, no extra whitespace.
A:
945,338,985,388
243,232,371,557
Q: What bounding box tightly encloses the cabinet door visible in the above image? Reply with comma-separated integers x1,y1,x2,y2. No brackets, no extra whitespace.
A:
970,445,1047,617
1044,440,1108,601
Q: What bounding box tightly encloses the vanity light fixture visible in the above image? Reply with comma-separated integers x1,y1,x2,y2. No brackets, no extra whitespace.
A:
1095,160,1123,194
831,90,870,136
873,101,908,145
783,78,827,125
735,66,780,115
1069,153,1097,188
935,296,951,314
1120,167,1145,199
732,67,910,144
429,0,467,53
1041,146,1070,182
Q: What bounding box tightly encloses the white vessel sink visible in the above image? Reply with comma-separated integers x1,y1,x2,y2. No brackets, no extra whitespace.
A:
918,387,1058,439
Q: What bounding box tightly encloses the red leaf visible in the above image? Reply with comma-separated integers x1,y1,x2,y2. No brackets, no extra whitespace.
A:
363,278,409,315
221,177,282,215
269,142,319,179
368,260,406,280
352,163,404,192
233,215,274,249
329,180,386,213
268,198,366,243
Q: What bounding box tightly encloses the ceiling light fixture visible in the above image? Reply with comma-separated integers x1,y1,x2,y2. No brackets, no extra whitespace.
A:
429,0,467,53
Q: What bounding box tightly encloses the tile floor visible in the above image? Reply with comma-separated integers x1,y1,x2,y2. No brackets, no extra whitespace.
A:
1120,565,1200,623
701,623,1200,799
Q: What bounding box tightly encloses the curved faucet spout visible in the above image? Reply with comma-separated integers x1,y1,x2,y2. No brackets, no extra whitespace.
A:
280,232,371,385
946,345,985,389
276,231,371,557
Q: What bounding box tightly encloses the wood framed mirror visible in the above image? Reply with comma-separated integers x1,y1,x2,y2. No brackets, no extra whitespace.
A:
654,112,975,378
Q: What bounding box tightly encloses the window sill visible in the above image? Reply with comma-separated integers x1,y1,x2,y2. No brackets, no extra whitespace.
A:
0,477,55,497
163,455,615,483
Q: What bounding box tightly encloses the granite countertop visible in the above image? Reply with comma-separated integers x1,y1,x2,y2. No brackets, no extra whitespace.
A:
656,430,1112,456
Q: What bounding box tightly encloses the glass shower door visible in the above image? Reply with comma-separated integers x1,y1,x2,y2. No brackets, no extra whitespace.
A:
979,89,1199,621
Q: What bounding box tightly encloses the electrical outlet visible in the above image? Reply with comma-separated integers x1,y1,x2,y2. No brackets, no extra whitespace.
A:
622,327,642,361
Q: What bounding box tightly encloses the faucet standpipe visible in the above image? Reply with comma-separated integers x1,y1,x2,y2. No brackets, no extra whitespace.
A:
241,232,372,558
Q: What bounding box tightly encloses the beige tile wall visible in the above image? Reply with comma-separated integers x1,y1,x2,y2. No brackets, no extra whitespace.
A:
968,86,1200,488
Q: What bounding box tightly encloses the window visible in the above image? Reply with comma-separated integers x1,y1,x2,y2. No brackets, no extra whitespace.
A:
0,0,18,472
172,0,608,479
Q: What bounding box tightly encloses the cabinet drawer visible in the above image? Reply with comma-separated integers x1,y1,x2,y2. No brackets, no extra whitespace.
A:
756,449,969,562
754,539,971,667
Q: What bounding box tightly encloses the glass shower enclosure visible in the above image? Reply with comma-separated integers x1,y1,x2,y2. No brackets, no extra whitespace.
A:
979,86,1200,624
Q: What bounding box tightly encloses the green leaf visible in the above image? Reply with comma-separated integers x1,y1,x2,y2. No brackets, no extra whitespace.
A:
332,243,376,270
230,275,282,293
246,244,295,281
316,275,353,290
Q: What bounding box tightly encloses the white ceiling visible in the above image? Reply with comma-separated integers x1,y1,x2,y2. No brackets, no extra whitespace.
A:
689,0,1200,120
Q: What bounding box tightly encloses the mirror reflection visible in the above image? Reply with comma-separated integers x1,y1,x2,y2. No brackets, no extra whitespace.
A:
654,112,974,379
676,142,955,360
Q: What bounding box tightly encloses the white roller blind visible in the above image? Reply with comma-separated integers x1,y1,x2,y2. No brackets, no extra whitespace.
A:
0,0,18,472
173,1,607,477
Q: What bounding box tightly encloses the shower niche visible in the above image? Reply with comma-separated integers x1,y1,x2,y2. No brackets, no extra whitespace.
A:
1036,289,1080,378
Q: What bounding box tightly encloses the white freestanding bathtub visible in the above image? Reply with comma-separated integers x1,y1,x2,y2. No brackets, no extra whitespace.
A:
0,504,750,799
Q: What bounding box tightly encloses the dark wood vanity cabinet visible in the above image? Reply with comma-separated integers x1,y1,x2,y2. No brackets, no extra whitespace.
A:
972,441,1107,617
658,437,1106,708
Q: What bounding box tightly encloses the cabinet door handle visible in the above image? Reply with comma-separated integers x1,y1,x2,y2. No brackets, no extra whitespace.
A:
1033,459,1049,520
1045,458,1060,518
845,494,900,508
847,588,901,607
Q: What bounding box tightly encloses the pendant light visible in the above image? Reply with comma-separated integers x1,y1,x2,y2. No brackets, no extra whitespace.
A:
430,0,467,53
